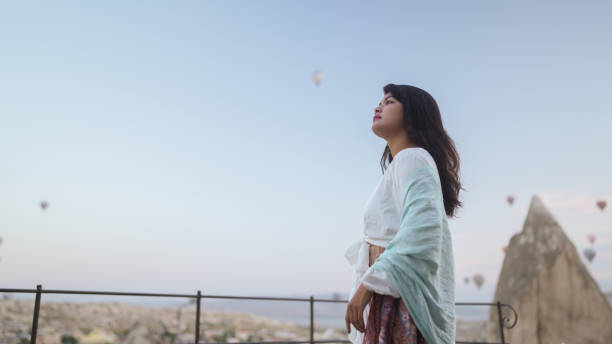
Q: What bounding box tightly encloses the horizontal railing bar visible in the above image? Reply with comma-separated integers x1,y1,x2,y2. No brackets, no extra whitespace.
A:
0,288,509,306
455,302,505,306
0,288,329,302
0,288,194,298
200,294,341,302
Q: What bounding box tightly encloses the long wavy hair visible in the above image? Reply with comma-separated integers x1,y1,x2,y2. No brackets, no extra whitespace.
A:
380,83,464,218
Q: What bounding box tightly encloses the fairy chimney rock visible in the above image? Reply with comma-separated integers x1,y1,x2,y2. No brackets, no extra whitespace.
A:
487,194,612,344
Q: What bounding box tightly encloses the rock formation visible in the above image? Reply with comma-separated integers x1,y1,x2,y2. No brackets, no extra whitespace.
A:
487,194,612,344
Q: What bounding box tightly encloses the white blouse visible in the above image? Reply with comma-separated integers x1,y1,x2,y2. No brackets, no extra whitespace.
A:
344,147,438,303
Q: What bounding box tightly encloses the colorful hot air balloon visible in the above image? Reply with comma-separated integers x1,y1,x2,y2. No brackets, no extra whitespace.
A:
596,200,607,212
40,201,48,211
312,70,325,86
587,234,596,245
463,277,470,284
583,247,596,263
506,195,514,206
473,274,485,289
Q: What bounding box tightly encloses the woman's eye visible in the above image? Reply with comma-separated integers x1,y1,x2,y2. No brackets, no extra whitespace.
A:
386,100,392,104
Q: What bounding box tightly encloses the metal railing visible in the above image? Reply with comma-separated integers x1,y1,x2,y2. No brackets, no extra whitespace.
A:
0,285,518,344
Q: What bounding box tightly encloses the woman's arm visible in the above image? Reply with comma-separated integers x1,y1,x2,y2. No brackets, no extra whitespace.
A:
369,244,385,266
359,244,401,297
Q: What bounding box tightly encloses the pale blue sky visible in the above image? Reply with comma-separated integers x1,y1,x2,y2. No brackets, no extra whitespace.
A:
1,1,611,305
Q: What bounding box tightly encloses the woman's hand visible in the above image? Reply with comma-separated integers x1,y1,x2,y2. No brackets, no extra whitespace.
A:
345,284,373,333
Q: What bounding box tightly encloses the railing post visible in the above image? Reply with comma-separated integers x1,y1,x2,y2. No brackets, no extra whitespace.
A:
30,284,42,344
195,290,201,344
309,295,314,344
496,301,505,344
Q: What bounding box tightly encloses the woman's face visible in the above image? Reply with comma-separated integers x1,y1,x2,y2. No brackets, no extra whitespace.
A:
371,92,404,139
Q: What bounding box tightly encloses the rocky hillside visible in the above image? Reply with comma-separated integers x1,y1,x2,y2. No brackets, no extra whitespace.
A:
0,298,345,344
486,194,612,344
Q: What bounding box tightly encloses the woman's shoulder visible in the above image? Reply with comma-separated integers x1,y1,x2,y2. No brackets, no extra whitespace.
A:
389,148,438,190
393,150,444,202
392,147,435,171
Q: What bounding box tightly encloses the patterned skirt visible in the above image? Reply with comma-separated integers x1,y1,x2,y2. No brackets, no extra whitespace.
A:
362,244,428,344
363,293,428,344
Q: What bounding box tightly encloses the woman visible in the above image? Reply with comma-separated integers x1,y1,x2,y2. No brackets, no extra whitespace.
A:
344,84,463,344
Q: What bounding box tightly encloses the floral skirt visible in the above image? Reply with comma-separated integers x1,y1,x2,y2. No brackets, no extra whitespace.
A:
363,293,428,344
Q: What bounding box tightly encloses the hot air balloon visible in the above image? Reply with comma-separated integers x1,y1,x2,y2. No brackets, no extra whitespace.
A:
473,274,485,289
596,200,607,212
583,247,596,263
587,234,596,245
0,236,3,246
502,246,508,254
506,195,514,206
312,71,325,86
463,277,470,284
40,201,48,211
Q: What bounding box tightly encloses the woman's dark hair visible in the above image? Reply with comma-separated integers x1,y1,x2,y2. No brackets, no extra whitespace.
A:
380,83,464,218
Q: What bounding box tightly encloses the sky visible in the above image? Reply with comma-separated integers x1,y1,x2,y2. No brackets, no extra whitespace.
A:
1,0,611,307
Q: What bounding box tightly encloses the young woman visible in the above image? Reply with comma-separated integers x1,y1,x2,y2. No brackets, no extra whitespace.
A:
344,84,463,344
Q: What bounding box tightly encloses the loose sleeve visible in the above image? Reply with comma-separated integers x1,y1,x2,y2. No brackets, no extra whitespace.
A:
358,154,434,295
365,154,455,344
359,267,401,297
383,155,443,277
358,155,428,298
